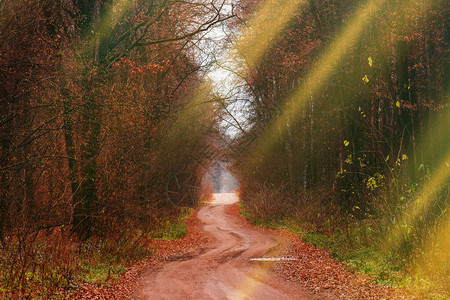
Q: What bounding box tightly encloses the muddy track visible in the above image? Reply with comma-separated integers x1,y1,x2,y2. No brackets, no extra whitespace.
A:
136,193,312,299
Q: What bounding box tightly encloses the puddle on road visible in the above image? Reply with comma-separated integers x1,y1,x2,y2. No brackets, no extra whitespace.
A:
249,257,298,262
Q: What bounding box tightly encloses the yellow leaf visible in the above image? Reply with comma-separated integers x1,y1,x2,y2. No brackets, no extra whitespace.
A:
385,155,390,162
368,57,373,67
362,75,369,83
446,162,449,168
344,140,350,147
396,101,400,108
402,154,408,161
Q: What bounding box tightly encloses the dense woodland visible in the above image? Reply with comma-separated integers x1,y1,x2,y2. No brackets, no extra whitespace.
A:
0,0,231,295
228,0,449,291
0,0,448,297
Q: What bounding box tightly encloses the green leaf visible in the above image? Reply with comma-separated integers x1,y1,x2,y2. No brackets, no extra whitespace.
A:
402,154,408,161
385,155,390,162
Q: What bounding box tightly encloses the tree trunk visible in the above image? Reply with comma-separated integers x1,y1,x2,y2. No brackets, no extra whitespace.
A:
71,0,103,239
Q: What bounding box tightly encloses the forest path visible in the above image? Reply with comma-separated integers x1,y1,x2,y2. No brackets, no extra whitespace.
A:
136,193,312,299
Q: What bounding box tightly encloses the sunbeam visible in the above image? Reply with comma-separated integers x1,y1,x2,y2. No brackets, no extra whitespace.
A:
234,0,307,70
1,0,448,296
243,0,387,165
383,99,450,274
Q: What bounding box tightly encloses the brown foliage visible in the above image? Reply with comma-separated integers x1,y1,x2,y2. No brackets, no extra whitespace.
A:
0,0,230,295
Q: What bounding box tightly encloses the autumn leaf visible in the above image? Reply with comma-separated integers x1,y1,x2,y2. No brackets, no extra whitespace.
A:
362,75,369,83
368,56,373,67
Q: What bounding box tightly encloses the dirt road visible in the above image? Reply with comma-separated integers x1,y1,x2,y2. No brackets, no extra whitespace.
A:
137,193,311,299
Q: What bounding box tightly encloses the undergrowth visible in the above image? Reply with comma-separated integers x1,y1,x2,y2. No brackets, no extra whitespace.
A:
238,200,449,299
152,208,193,241
0,228,151,298
0,207,196,298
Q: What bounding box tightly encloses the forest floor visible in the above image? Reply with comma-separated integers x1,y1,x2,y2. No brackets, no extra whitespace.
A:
73,193,414,299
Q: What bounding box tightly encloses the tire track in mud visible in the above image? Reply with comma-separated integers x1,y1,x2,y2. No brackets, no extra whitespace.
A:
136,193,312,300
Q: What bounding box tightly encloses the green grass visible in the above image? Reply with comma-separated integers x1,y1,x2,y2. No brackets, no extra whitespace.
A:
155,208,193,241
79,208,196,285
75,208,196,288
159,221,188,241
79,263,127,284
238,202,448,299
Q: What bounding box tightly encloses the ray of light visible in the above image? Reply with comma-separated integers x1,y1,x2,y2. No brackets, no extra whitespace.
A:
380,84,449,259
207,0,310,138
391,152,450,234
383,108,450,259
90,0,134,40
155,81,218,162
234,0,308,70
222,0,448,286
243,0,387,166
229,0,446,279
76,0,134,63
101,0,133,29
227,265,270,299
163,0,310,144
241,0,443,169
416,207,450,278
228,257,282,299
